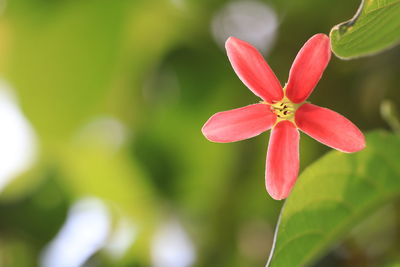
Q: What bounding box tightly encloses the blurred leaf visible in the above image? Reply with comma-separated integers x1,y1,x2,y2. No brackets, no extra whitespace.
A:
330,0,400,59
5,1,128,143
267,131,400,267
0,238,36,267
59,132,158,264
0,172,69,246
0,171,69,267
381,100,400,134
1,0,191,202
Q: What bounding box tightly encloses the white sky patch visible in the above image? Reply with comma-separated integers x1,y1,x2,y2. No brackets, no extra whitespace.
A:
40,197,111,267
151,219,196,267
0,81,37,192
104,218,138,260
211,0,279,55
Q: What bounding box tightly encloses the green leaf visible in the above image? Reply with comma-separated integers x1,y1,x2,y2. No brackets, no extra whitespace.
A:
330,0,400,59
267,131,400,267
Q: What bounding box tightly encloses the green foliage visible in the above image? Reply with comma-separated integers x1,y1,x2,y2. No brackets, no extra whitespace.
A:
5,1,128,143
268,131,400,266
330,0,400,59
1,0,400,266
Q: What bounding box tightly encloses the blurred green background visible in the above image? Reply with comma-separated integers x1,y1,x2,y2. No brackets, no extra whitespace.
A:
0,0,399,266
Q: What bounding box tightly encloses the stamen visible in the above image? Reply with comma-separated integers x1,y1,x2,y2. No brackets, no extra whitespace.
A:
270,98,299,121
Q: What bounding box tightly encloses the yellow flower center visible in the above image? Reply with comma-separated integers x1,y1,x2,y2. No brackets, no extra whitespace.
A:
266,97,303,124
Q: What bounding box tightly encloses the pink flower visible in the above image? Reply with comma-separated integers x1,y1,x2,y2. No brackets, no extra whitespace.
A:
201,34,366,200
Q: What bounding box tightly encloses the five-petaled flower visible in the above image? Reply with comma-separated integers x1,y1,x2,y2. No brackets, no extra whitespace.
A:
201,34,366,200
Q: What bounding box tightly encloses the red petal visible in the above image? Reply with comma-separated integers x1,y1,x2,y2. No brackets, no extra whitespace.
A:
266,120,299,200
225,37,283,103
202,103,276,143
295,103,366,152
285,34,331,103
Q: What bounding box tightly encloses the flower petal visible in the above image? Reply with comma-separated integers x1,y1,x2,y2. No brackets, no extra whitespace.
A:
285,34,331,103
225,37,283,103
295,103,366,152
266,120,299,200
202,103,276,143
